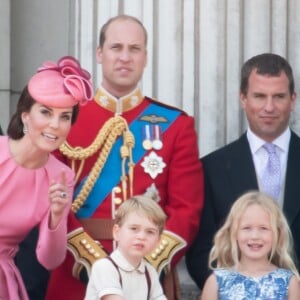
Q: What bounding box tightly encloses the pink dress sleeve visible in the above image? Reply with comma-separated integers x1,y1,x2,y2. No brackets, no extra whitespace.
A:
36,157,74,269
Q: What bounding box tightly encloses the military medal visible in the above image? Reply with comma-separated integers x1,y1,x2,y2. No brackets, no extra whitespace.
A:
141,151,166,179
142,124,152,150
152,125,163,150
142,139,152,150
152,139,162,150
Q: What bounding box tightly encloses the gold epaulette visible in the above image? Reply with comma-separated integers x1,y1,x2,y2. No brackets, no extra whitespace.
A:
67,228,108,277
145,230,187,275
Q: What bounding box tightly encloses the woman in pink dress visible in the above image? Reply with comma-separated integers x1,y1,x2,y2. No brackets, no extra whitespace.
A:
0,56,93,299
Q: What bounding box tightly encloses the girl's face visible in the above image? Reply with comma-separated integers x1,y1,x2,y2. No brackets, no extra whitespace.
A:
113,211,160,267
237,204,273,264
22,103,73,153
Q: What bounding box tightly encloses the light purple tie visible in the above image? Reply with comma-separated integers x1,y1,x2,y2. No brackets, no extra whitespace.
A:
261,143,281,200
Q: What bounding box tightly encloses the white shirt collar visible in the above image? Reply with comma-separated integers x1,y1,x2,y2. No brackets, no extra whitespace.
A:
247,127,291,155
111,248,146,274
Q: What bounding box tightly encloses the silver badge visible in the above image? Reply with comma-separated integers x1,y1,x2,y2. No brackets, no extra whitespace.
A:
144,183,161,202
141,151,166,179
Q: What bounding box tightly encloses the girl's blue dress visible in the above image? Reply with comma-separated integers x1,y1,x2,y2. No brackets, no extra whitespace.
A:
215,268,293,300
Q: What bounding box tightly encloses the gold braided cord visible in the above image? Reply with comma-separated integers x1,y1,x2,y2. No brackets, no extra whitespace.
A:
120,145,128,201
71,160,85,185
119,130,135,201
59,116,128,160
71,135,116,213
58,115,134,213
123,131,135,196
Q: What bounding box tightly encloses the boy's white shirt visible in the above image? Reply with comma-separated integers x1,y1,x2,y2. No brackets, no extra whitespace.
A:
84,248,167,300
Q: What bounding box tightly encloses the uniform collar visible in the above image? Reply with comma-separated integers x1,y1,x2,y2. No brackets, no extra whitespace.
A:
94,86,143,114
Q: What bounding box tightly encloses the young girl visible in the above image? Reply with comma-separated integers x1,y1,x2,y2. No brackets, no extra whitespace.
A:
85,195,167,300
201,191,300,300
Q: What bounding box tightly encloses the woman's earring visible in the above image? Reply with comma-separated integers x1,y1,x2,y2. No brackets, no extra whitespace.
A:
23,124,28,134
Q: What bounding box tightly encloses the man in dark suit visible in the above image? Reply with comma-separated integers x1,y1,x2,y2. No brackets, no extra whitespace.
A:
186,53,300,289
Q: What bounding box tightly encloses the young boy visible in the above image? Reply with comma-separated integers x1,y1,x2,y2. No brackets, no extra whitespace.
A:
85,195,167,300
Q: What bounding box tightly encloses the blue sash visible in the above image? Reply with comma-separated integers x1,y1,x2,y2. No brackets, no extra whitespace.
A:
75,102,181,217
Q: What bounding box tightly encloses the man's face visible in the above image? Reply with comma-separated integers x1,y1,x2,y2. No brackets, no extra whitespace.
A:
96,19,147,97
240,70,296,142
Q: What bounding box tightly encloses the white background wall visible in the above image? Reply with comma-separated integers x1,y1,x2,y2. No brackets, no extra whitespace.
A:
2,0,300,157
73,0,300,156
0,0,11,129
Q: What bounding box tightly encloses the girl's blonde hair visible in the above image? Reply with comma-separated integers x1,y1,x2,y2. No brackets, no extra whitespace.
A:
114,195,167,234
208,191,299,278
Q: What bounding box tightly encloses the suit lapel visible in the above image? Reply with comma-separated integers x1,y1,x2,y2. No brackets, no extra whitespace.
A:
216,131,300,226
283,132,300,224
226,133,259,197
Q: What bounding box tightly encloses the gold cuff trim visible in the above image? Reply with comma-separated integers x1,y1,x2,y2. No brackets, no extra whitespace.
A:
67,228,108,277
145,230,187,275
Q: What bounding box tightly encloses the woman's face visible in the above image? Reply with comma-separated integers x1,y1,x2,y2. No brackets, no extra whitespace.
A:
22,103,73,153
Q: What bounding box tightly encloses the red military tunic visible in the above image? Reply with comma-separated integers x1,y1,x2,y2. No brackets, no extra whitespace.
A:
46,87,203,299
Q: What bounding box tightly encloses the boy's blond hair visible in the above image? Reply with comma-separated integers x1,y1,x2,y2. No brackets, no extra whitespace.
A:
114,195,167,234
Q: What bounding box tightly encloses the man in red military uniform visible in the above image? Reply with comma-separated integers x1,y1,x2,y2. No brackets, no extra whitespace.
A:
46,15,203,300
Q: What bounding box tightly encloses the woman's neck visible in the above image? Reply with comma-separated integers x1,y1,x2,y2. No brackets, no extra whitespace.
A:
9,138,49,169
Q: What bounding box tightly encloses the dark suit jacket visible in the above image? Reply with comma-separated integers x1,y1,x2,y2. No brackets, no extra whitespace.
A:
186,131,300,289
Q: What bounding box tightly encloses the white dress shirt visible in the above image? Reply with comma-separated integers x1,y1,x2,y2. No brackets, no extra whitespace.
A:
247,127,291,207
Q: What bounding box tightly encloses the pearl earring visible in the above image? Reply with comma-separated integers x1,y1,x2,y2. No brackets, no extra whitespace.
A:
23,125,28,134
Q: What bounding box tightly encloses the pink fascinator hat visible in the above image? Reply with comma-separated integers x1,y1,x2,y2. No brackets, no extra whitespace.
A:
28,56,94,108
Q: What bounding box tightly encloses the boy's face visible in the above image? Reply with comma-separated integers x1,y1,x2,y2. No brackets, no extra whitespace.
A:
113,211,160,267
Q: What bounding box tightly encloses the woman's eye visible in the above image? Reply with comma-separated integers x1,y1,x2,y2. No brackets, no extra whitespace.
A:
62,114,71,121
41,109,51,115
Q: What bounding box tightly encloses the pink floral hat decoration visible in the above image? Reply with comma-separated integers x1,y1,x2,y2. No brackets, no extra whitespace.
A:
28,56,94,107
